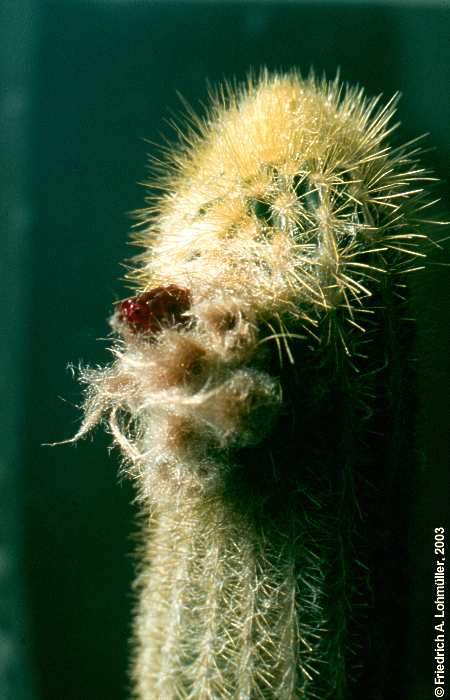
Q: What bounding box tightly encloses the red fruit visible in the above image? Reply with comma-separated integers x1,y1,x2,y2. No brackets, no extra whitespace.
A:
117,285,191,334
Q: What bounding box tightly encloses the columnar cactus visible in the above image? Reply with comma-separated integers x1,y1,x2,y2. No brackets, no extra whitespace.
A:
70,71,438,698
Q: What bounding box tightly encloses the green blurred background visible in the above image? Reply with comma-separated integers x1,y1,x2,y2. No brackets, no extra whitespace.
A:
1,1,449,698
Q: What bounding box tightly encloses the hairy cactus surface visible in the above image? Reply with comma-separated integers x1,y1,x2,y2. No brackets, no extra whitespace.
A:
70,71,439,699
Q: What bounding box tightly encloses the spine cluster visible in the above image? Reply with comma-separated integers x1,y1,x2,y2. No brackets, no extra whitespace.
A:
71,71,439,698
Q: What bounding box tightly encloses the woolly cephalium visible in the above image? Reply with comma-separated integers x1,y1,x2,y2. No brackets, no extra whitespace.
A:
68,72,441,698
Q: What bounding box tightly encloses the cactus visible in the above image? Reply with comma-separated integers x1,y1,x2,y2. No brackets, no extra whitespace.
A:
69,71,439,698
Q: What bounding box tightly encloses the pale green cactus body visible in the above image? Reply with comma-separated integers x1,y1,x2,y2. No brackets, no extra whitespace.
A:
72,71,438,698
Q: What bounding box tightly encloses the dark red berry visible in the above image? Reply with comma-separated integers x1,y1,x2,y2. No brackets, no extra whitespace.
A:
117,284,191,334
